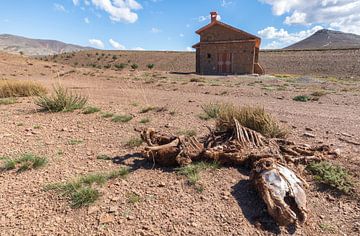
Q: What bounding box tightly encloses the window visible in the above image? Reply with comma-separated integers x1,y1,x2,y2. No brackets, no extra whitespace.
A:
207,53,212,59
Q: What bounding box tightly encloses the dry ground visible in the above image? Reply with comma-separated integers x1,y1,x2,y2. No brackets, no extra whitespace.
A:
1,52,360,235
40,48,360,79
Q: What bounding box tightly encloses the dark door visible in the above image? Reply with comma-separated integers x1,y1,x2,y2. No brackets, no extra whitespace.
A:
217,53,232,74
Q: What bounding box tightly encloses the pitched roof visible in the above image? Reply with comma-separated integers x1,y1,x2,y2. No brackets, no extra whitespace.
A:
196,20,260,41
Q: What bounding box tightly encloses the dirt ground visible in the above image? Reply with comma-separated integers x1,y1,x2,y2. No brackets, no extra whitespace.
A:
1,52,360,235
40,48,360,80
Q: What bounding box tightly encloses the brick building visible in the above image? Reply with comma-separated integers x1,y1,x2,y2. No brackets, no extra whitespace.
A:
192,12,265,75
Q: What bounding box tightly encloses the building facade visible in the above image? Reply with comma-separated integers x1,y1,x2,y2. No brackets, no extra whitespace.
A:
193,12,265,75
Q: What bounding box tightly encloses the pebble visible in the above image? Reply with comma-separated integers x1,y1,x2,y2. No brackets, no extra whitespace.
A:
99,213,114,224
158,182,166,187
303,132,316,138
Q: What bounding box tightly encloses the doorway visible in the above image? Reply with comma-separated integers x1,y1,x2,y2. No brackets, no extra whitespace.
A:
217,53,232,74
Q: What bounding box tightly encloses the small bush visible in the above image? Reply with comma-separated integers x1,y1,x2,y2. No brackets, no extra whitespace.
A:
139,118,150,124
101,112,114,118
112,115,133,123
1,153,47,172
45,167,129,208
0,98,17,105
199,103,220,120
190,78,205,83
83,106,101,114
307,161,353,194
216,104,287,138
293,95,311,102
68,139,83,145
114,63,127,70
0,80,46,98
126,137,143,148
177,162,219,185
127,192,140,204
147,64,155,70
131,64,139,70
140,106,155,113
112,55,117,60
311,91,328,97
35,85,87,112
97,154,112,160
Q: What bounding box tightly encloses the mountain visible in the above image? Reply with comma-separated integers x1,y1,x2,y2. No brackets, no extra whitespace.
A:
0,34,93,55
285,29,360,50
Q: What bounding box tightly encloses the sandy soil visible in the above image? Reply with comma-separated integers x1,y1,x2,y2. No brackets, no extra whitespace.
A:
1,52,360,235
40,49,360,79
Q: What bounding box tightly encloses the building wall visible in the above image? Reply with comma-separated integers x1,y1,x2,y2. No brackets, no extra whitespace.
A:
198,41,255,75
200,24,254,42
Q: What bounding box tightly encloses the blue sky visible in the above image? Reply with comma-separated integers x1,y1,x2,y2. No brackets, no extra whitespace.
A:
1,0,359,50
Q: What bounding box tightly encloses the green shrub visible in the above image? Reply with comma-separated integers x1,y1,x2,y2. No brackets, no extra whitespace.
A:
1,153,47,172
216,104,287,138
307,161,354,194
126,137,143,148
177,162,219,185
101,112,114,118
83,106,101,114
293,95,311,102
147,64,155,70
139,118,150,124
112,115,133,123
199,103,220,120
0,98,17,105
131,64,139,70
45,167,129,208
35,85,87,112
114,63,127,70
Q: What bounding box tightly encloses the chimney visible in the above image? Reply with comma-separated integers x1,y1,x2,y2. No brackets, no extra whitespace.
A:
210,12,218,23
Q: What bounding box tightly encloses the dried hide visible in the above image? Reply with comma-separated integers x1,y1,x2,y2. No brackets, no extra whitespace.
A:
136,120,335,227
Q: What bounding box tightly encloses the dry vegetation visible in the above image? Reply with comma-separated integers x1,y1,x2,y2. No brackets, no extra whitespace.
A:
0,79,46,98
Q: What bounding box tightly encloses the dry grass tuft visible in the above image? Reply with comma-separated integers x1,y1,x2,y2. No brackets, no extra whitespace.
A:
216,104,287,138
35,85,87,112
0,80,46,98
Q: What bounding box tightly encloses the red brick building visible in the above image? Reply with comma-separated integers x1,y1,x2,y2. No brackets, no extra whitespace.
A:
193,12,265,75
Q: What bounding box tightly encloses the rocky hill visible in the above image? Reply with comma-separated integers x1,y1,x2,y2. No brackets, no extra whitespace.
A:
285,29,360,50
0,34,92,55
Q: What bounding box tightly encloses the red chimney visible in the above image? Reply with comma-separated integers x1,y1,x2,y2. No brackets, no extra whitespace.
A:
210,12,218,23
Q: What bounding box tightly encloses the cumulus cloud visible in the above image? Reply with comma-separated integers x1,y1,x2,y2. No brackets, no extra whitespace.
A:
109,38,126,50
84,17,90,24
89,39,105,48
151,27,161,33
82,0,142,23
132,47,145,50
53,3,67,12
186,47,195,52
197,14,221,22
260,0,360,34
72,0,80,6
258,25,323,48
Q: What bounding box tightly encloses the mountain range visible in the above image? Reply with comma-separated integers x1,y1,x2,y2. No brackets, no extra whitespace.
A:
285,29,360,50
0,34,92,55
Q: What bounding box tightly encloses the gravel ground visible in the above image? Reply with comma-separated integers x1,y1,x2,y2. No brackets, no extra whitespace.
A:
0,52,360,235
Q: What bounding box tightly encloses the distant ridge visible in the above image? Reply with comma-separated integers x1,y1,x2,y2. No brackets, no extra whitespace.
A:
0,34,93,55
285,29,360,50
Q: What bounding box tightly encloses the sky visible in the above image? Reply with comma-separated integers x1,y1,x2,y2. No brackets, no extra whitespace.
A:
0,0,360,50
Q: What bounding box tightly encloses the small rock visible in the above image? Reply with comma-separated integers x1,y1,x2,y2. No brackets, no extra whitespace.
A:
108,206,117,213
303,132,316,138
99,213,114,224
305,127,314,131
88,206,99,215
127,215,135,220
89,129,95,133
61,128,68,132
158,182,166,187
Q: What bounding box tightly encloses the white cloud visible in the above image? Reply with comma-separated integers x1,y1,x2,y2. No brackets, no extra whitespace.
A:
132,47,145,50
221,0,233,7
53,3,67,12
84,17,90,24
179,33,184,37
73,0,80,6
198,14,221,22
84,0,91,5
89,39,105,48
186,47,195,52
109,38,126,50
260,0,360,34
258,25,323,48
88,0,142,23
151,27,161,33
